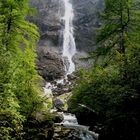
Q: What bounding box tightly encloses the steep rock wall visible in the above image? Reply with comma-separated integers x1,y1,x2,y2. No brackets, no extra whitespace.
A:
30,0,104,51
72,0,104,51
30,0,65,80
29,0,104,80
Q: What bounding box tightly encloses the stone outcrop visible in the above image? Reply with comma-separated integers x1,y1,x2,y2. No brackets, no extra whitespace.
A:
37,47,65,81
23,112,54,140
29,0,63,47
53,98,64,109
72,0,104,52
30,0,65,80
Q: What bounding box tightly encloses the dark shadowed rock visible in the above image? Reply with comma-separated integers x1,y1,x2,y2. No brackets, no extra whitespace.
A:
29,0,63,47
72,0,104,52
67,74,76,81
37,47,65,81
53,98,64,109
23,112,55,140
53,113,64,123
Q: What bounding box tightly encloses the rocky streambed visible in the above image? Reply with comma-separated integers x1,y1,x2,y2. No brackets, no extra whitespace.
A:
41,72,99,140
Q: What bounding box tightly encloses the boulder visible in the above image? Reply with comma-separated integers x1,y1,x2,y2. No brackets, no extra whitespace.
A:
53,98,64,109
67,74,76,81
53,113,64,123
23,112,55,140
53,126,81,140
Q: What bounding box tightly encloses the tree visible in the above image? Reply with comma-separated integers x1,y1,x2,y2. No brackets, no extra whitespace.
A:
0,0,44,139
95,0,140,57
69,0,140,140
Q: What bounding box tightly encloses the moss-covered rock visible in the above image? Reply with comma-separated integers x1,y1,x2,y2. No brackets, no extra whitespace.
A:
23,112,55,140
53,126,81,140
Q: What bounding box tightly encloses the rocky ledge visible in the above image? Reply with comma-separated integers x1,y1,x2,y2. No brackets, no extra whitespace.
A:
37,47,65,81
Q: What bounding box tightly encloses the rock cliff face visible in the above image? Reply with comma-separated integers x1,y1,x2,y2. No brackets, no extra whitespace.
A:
29,0,64,80
30,0,103,51
30,0,63,47
36,47,65,81
72,0,104,51
30,0,104,80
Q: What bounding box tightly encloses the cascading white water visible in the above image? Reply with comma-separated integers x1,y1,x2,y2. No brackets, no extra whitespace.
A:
62,0,76,74
57,113,98,140
44,1,98,140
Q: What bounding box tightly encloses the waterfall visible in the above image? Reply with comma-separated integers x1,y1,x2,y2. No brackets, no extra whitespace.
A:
44,1,98,140
62,0,76,74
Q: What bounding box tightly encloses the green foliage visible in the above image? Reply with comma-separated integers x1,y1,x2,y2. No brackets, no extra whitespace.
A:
0,0,46,139
94,0,140,58
69,0,140,139
0,109,25,140
70,48,140,139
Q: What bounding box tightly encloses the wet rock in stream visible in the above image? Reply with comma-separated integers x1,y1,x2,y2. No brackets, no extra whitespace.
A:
48,73,76,96
53,126,81,140
53,99,64,109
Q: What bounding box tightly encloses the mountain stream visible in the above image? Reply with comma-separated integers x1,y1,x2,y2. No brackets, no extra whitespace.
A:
44,0,98,139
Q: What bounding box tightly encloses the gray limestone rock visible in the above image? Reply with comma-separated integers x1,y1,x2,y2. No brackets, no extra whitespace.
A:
37,47,65,81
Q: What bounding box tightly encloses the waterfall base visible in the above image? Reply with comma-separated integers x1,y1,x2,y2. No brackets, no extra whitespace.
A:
54,112,98,140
